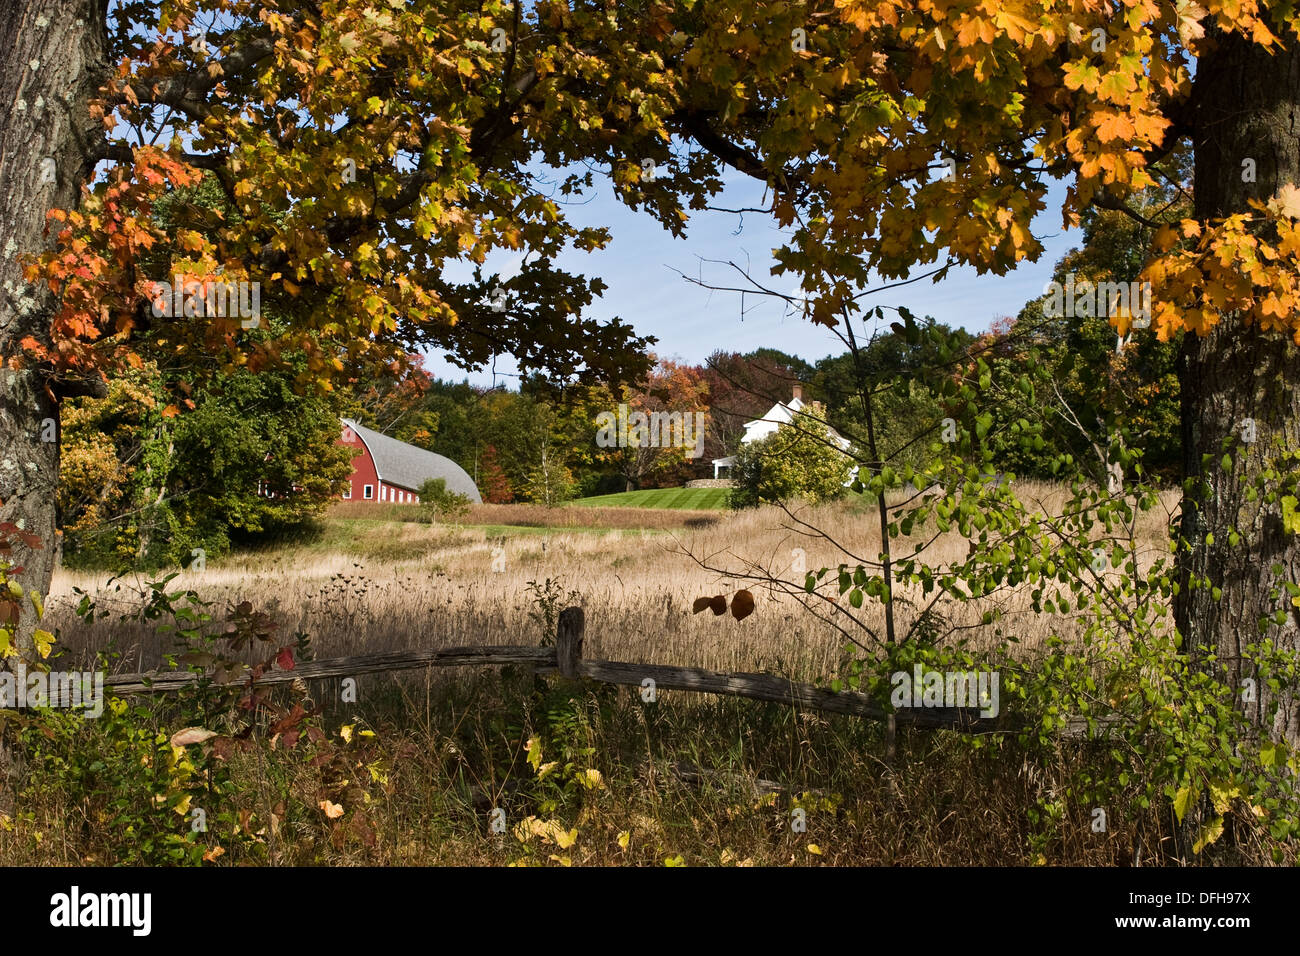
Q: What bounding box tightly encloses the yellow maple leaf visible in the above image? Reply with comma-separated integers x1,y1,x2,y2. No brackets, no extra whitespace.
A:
1153,225,1179,252
1252,18,1279,49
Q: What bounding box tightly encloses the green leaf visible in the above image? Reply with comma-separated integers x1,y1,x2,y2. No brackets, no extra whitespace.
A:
1173,786,1192,824
1260,741,1281,767
1192,816,1224,855
1208,779,1241,815
1283,496,1300,535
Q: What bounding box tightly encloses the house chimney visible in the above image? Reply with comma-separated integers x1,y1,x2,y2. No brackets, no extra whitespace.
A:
792,384,803,401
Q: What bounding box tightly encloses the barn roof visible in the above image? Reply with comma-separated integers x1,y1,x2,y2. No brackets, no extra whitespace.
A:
341,419,482,503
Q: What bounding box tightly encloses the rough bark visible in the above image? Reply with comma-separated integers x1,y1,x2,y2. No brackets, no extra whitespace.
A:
1179,30,1300,752
0,0,105,635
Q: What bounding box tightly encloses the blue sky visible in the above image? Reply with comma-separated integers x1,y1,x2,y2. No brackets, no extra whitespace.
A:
427,166,1084,388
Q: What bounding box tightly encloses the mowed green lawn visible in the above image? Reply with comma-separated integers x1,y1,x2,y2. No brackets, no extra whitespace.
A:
574,487,730,510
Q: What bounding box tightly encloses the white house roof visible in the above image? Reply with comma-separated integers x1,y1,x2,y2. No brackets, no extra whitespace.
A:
742,395,806,431
742,397,851,450
342,419,482,503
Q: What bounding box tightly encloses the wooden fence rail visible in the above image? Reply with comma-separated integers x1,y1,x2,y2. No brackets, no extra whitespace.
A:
101,606,1105,737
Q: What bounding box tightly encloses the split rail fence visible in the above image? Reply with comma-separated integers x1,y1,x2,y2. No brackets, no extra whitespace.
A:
100,607,1108,738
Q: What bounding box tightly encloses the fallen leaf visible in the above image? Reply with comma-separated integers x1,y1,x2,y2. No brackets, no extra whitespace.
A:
319,799,345,819
170,727,218,747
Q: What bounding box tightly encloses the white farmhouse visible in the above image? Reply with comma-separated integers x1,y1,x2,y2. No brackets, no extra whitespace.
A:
711,385,858,484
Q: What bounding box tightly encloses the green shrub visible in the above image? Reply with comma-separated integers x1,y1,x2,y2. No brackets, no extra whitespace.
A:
417,477,472,521
729,405,854,508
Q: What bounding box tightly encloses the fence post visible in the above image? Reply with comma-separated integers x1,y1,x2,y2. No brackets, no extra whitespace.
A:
556,606,585,678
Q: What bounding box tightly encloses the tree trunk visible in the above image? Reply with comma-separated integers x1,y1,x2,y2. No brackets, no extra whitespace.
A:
0,0,104,636
1179,30,1300,753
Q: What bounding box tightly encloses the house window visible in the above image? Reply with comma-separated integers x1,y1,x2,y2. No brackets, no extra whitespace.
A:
364,484,373,500
343,486,351,500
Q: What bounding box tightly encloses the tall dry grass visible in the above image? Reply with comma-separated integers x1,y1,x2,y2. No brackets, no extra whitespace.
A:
14,481,1291,868
46,480,1182,681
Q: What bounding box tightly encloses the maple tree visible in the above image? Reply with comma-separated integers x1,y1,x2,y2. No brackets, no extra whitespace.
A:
347,353,439,449
596,356,710,492
478,444,514,503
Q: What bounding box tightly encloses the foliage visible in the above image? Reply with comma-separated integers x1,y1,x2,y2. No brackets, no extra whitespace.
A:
701,350,814,461
729,402,854,508
14,573,394,865
417,478,472,522
0,519,53,660
522,460,578,508
595,356,710,492
479,445,514,503
60,360,352,569
525,577,583,648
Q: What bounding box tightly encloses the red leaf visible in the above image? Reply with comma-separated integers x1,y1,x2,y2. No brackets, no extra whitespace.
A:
268,704,306,736
275,647,295,671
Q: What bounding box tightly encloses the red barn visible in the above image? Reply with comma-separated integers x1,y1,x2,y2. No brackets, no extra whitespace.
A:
338,419,482,504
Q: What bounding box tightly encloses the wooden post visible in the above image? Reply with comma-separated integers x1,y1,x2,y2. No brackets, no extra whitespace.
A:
556,606,584,678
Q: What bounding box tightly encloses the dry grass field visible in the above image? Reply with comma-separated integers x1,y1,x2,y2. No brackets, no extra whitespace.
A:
47,480,1184,679
13,480,1279,869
